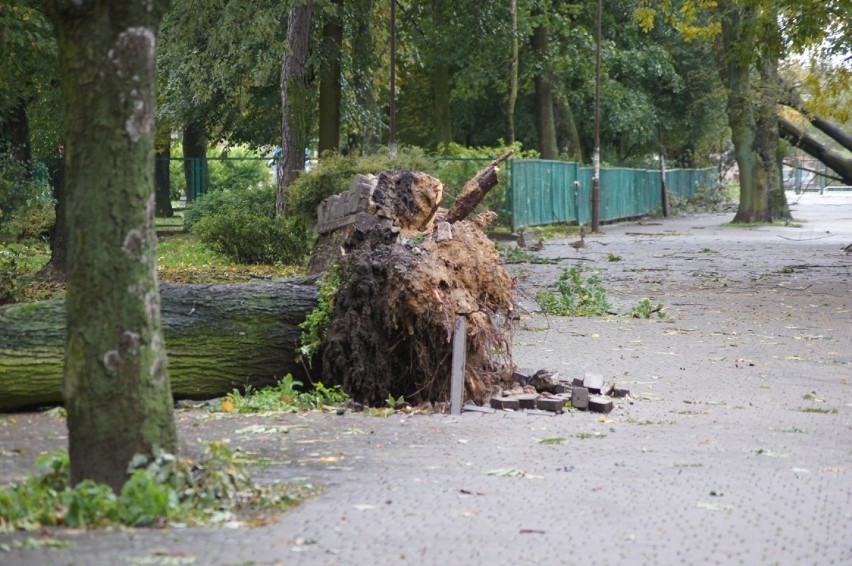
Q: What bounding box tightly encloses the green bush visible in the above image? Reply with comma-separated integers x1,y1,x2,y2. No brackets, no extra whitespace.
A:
0,156,53,240
192,208,311,265
286,147,437,223
183,185,275,230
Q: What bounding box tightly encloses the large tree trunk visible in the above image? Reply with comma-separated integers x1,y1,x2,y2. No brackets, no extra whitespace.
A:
506,0,518,145
715,1,771,223
318,0,342,156
555,95,582,162
181,122,207,203
0,280,318,413
155,128,174,218
277,0,314,215
532,21,557,160
779,117,852,185
432,0,452,153
756,48,789,220
45,0,178,493
349,0,380,154
0,98,32,162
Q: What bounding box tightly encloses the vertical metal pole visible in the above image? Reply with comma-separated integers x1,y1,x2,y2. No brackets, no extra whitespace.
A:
591,0,602,232
389,0,398,160
450,315,467,416
659,123,669,217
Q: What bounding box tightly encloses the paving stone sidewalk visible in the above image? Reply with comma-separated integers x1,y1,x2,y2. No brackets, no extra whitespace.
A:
1,192,850,565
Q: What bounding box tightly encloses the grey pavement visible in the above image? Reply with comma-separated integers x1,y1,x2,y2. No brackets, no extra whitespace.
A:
1,191,851,565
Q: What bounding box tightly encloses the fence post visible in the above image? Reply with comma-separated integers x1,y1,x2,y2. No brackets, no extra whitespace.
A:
450,315,467,416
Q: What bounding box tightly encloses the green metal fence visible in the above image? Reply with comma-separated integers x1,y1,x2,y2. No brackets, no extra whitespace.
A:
38,155,716,229
509,159,718,230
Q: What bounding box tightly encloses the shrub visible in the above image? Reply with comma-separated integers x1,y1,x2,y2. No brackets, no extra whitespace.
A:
286,146,437,223
3,200,55,242
0,156,53,241
183,185,275,231
192,206,311,265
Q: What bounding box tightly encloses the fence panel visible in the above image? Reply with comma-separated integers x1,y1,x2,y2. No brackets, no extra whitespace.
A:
512,161,717,230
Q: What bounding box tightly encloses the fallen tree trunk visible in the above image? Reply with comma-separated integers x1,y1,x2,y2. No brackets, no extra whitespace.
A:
0,279,318,412
778,116,852,186
779,81,852,153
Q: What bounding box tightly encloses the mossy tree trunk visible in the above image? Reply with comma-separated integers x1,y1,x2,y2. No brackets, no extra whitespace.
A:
45,0,177,493
715,1,771,223
277,0,314,215
318,0,342,157
181,122,207,204
532,20,557,160
155,126,174,218
431,0,452,153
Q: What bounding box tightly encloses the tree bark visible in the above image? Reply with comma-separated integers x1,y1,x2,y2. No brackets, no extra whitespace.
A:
779,117,852,185
532,21,557,160
555,95,582,162
756,48,789,220
318,0,342,156
45,0,178,492
714,1,771,223
432,0,452,153
181,122,207,203
780,78,852,153
278,0,314,215
446,150,513,223
155,128,173,217
506,0,518,145
0,280,319,413
0,98,32,162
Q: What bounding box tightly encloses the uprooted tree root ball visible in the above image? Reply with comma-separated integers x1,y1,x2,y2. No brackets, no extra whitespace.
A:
319,169,515,407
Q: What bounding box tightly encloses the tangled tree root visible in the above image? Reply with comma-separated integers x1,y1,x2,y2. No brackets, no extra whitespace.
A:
320,170,515,406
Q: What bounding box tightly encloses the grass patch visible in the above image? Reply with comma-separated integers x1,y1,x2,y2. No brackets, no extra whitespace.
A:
219,374,348,414
157,233,302,284
536,267,611,316
0,444,316,532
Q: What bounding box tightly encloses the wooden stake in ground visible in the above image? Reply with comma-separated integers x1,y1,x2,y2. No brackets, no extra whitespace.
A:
445,150,514,223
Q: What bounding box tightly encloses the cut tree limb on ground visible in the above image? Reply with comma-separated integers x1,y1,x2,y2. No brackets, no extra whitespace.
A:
2,162,516,412
0,280,318,412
